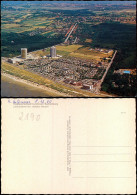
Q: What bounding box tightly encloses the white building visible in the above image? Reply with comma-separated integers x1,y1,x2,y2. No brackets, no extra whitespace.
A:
50,46,56,58
21,48,27,59
8,58,17,64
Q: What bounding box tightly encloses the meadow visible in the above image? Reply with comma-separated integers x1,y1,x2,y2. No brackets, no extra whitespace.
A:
55,45,113,62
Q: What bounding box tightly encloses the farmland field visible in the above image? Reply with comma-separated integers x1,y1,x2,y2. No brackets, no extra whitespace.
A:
55,45,113,62
56,45,83,52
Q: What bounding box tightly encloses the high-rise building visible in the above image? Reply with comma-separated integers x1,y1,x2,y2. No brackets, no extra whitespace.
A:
50,46,56,58
21,48,27,59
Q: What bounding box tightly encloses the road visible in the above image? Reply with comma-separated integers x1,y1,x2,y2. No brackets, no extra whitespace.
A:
73,37,77,44
64,23,77,43
97,50,117,91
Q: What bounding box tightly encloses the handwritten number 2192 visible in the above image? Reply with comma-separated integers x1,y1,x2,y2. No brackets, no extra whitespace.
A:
19,112,40,121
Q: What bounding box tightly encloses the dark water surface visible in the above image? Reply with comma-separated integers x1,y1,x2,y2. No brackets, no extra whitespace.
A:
1,75,59,97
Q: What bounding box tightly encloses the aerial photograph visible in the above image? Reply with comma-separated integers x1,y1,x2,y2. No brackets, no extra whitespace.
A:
1,0,136,97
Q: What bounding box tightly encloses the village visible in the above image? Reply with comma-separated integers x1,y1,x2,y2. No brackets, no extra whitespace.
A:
23,56,106,92
3,43,114,93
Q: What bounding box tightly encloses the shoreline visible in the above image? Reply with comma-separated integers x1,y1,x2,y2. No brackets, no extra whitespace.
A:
2,72,70,97
2,72,115,97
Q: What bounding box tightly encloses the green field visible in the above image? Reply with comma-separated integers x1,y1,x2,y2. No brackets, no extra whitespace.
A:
56,45,82,52
1,9,56,34
55,45,113,62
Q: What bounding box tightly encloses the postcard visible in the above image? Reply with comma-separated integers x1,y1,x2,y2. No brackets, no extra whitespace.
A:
1,98,136,194
1,1,136,97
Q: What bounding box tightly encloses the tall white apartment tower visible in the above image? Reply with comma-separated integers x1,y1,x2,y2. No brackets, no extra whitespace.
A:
21,48,27,59
50,46,56,58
